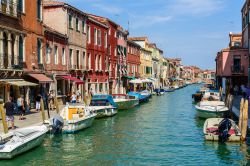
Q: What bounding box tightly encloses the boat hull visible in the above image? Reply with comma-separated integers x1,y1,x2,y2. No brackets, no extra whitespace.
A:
0,130,47,159
63,115,96,133
195,106,228,119
115,99,139,110
95,108,118,118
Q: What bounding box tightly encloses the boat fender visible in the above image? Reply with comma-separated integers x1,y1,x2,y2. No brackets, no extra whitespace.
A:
218,118,232,142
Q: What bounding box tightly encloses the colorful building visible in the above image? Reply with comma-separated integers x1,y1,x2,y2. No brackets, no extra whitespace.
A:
215,33,248,90
86,16,109,94
43,1,87,95
127,40,141,78
140,48,153,79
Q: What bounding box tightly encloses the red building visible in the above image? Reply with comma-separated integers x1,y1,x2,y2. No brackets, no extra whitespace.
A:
87,14,129,94
86,16,109,94
127,40,141,78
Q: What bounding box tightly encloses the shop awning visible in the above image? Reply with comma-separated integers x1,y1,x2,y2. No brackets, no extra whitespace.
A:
7,80,38,86
29,74,53,83
61,76,84,84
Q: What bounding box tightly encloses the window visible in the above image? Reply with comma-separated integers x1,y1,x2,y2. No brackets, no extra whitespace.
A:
108,29,111,35
37,38,42,64
46,44,50,64
18,0,24,13
87,53,91,69
114,47,117,56
94,28,97,45
97,29,101,46
99,55,102,70
76,50,80,69
62,48,65,65
95,55,98,71
54,46,58,64
83,51,86,69
69,49,73,67
82,21,86,33
19,36,24,63
69,15,73,29
87,26,91,43
37,0,42,20
104,32,107,48
76,18,79,31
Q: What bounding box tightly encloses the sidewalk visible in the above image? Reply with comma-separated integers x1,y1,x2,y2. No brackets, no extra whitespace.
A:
231,95,250,129
0,108,59,134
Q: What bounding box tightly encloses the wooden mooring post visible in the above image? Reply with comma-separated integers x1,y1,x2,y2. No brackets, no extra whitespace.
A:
40,98,46,123
241,99,248,141
238,98,244,131
0,100,8,134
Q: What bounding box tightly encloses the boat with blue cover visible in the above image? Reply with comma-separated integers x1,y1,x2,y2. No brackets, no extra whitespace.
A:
128,92,150,103
90,94,118,118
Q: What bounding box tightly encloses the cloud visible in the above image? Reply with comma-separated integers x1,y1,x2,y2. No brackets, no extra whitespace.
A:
168,0,225,16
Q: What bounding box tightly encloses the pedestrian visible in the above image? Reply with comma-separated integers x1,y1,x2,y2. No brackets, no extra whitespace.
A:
35,94,42,112
71,92,77,103
76,89,81,103
234,85,239,96
4,97,15,129
48,90,54,110
17,95,25,120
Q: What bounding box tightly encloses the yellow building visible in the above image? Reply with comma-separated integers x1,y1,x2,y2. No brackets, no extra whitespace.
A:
128,37,153,79
140,48,153,78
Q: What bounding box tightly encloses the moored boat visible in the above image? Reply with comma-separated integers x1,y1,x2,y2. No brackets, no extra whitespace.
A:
0,125,48,159
203,118,241,142
195,101,229,119
90,94,118,118
127,92,150,103
112,94,139,110
48,104,97,134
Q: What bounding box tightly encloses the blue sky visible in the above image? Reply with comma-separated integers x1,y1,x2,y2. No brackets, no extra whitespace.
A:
62,0,244,69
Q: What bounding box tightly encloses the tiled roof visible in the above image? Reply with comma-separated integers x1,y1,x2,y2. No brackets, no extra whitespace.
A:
129,37,148,41
43,1,65,7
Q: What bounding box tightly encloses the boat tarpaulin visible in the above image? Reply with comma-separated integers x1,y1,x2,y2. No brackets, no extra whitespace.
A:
61,76,84,84
28,74,53,83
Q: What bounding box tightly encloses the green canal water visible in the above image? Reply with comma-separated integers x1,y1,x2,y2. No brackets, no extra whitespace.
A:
1,85,250,165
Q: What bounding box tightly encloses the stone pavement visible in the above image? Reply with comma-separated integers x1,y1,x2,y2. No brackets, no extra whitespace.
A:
231,95,250,129
0,108,62,134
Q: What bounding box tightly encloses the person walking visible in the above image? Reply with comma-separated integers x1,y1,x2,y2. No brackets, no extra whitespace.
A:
35,94,42,112
4,97,15,129
71,92,77,103
17,95,25,120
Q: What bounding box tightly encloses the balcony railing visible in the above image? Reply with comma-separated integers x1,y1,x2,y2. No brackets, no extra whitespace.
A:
231,65,244,75
0,0,19,17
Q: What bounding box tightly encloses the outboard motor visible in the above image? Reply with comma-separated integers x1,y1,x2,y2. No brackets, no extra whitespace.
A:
51,115,64,134
218,118,232,143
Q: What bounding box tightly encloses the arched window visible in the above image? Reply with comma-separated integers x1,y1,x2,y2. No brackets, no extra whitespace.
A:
19,36,23,63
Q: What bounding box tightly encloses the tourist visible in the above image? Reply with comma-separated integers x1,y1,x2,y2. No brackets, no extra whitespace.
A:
234,85,239,96
35,94,42,112
48,90,54,110
76,89,81,103
17,95,25,120
4,97,15,129
71,92,77,103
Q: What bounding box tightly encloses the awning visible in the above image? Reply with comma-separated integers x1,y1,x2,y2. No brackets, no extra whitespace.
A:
29,74,53,83
122,76,135,80
141,78,154,83
129,79,142,84
7,80,38,86
61,76,84,84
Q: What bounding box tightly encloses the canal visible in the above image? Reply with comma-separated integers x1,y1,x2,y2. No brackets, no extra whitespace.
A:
1,85,250,165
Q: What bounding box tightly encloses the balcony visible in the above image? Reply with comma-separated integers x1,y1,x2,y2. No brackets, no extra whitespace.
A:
231,65,244,75
0,1,19,18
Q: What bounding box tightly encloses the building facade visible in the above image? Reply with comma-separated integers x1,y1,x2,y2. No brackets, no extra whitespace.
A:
127,40,140,78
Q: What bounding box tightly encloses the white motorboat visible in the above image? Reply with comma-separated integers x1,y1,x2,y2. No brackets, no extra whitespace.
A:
202,92,220,101
203,118,241,142
0,125,48,159
90,94,118,118
195,101,229,119
47,104,97,134
112,94,139,110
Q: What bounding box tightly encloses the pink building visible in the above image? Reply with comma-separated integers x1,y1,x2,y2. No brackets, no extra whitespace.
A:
215,33,248,89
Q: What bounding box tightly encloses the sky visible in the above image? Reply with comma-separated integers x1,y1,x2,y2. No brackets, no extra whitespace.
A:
61,0,245,70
